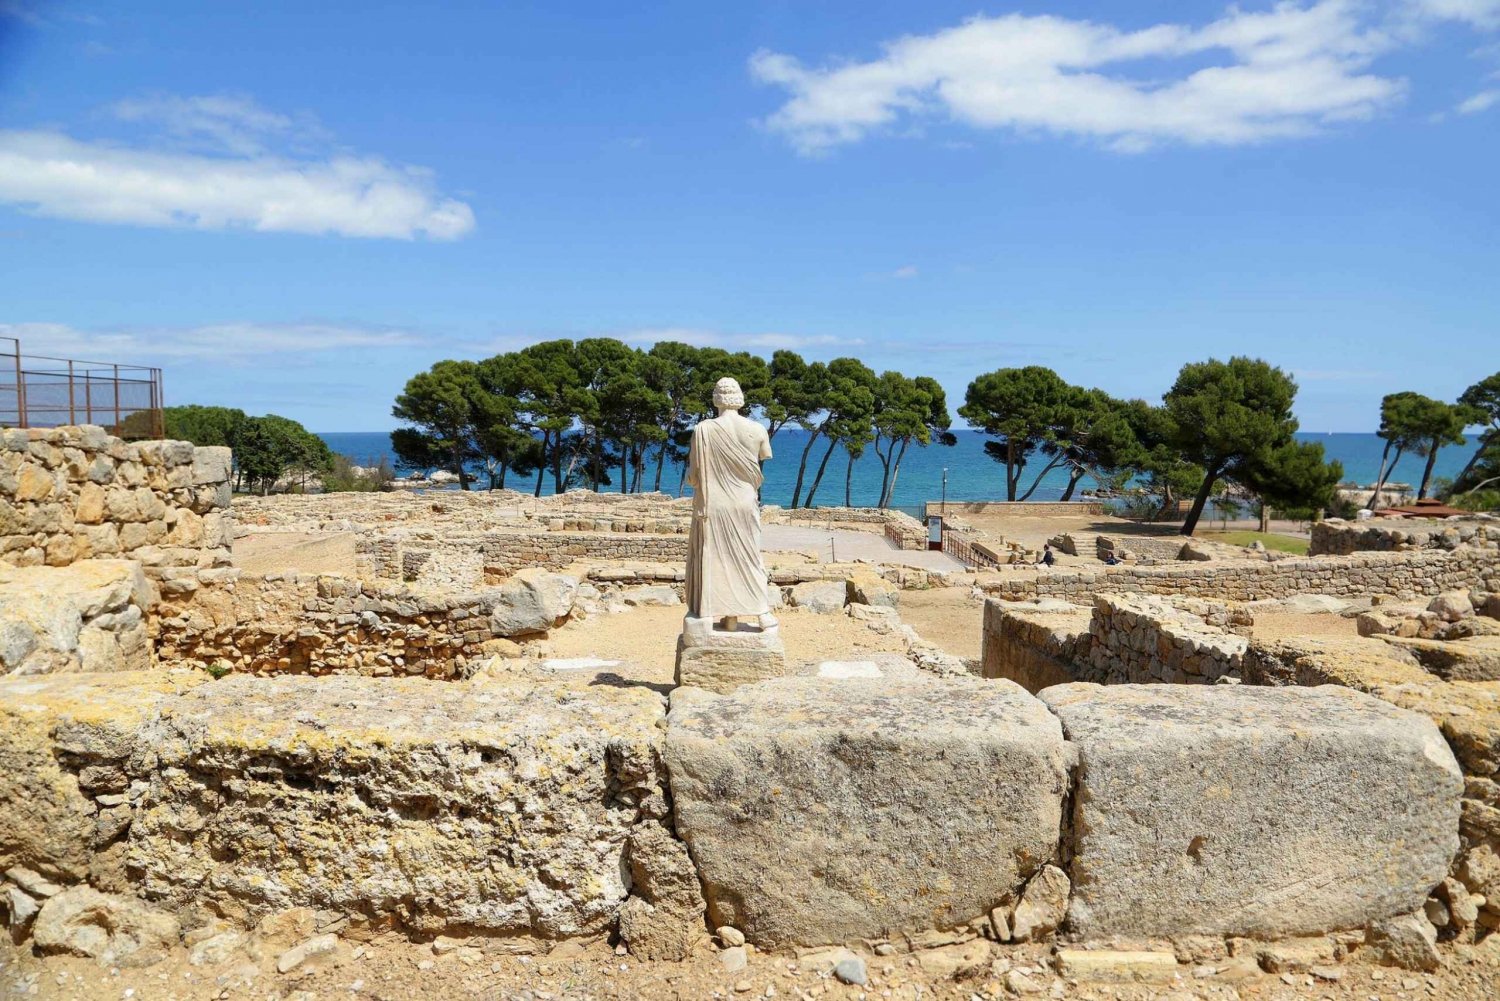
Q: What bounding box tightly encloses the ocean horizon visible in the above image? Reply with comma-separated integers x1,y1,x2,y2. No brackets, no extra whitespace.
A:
315,429,1474,512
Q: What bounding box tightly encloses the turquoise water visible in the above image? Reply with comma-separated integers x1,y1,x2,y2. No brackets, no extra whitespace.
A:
318,430,1473,510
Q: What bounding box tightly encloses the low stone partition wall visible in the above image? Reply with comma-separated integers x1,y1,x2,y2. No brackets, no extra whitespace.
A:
983,594,1250,689
763,506,927,550
1310,517,1499,556
929,500,1107,518
482,531,687,582
234,488,694,533
153,568,579,678
354,529,690,586
0,667,1471,962
0,425,231,578
980,599,1094,690
983,548,1500,603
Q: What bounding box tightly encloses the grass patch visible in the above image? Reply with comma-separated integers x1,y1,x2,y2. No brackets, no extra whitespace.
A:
1201,530,1309,555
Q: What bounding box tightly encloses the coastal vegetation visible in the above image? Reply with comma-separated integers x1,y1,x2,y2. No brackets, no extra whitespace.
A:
164,405,333,495
163,353,1496,530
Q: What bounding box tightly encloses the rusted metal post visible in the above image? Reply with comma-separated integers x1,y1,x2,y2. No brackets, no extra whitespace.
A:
67,360,76,425
114,364,121,435
12,342,23,429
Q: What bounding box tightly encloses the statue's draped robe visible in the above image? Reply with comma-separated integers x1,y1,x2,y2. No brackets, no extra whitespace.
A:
685,414,773,620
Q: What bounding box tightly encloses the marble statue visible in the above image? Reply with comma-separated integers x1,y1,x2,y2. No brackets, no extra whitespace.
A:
684,377,773,631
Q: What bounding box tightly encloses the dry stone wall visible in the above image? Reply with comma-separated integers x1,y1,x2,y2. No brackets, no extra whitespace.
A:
984,548,1499,603
982,594,1251,690
0,425,231,579
1310,517,1499,556
154,570,541,678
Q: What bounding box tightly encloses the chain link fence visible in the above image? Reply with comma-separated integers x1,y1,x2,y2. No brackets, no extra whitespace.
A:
0,337,164,439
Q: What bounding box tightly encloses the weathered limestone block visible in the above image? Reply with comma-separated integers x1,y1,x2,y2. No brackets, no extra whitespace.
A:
1378,634,1500,682
617,821,708,960
665,675,1072,948
489,568,578,637
0,672,206,884
32,885,180,967
674,617,788,693
130,675,667,938
846,571,898,609
787,580,847,614
1040,683,1462,940
0,560,152,675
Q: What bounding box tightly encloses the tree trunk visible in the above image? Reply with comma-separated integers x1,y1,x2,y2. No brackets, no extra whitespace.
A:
1451,430,1493,490
885,438,910,509
804,435,840,508
499,460,508,490
454,447,470,491
845,450,855,507
653,440,669,492
1017,455,1066,502
874,436,893,509
1059,465,1085,501
1369,446,1404,510
1367,439,1392,510
535,430,549,498
790,425,823,508
1418,439,1441,499
1180,467,1222,536
1006,440,1019,501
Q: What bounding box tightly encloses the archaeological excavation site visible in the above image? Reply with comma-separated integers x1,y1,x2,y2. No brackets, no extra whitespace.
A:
4,424,1500,1000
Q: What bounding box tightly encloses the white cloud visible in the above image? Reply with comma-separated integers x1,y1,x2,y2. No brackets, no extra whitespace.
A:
1456,87,1500,110
0,94,474,240
109,94,322,156
1406,0,1500,29
890,265,919,279
2,321,426,362
622,327,861,351
752,1,1407,154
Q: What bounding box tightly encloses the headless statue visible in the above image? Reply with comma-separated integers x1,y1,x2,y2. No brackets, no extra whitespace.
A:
684,377,773,631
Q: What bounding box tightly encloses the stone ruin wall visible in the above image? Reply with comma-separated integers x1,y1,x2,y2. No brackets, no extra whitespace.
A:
0,425,232,580
763,505,928,549
982,594,1251,690
1310,516,1500,556
0,427,1493,966
985,547,1500,604
152,570,503,679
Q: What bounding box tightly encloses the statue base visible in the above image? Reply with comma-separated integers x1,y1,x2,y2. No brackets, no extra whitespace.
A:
674,615,788,694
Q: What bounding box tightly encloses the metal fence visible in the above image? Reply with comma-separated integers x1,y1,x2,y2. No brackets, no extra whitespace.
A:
940,524,1002,570
0,337,163,439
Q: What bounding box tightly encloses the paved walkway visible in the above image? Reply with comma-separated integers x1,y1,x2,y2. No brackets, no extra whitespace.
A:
762,524,962,571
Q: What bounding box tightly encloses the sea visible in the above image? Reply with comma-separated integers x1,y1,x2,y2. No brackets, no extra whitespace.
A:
317,430,1472,515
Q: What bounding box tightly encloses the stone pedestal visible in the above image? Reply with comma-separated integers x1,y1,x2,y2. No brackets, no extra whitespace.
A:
674,616,788,693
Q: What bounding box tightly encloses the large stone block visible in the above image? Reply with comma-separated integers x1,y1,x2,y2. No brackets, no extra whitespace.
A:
665,675,1072,948
1039,683,1462,940
0,560,152,675
674,616,788,693
0,672,206,883
489,568,578,637
129,675,666,938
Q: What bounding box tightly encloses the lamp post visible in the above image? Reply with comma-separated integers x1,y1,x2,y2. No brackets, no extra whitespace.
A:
941,467,948,517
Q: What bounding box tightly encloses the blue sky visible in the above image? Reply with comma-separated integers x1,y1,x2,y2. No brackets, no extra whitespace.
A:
1,0,1496,432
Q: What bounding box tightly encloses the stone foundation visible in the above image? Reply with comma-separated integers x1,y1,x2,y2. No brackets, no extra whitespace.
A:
673,616,788,693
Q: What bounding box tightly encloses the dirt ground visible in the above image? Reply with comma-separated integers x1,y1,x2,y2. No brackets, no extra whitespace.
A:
234,533,357,576
1250,612,1362,643
6,927,1500,1001
542,604,910,685
897,587,986,660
